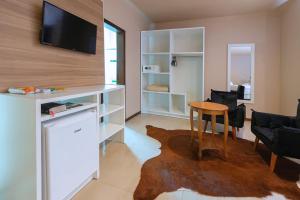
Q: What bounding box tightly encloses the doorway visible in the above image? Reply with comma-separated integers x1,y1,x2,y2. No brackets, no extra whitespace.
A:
104,20,125,85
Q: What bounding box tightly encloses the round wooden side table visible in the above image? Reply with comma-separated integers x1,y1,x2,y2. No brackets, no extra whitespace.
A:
189,102,229,159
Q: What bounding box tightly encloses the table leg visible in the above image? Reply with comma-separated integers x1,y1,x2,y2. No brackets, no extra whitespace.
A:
198,109,203,159
211,115,216,136
203,120,208,134
190,107,194,143
224,110,229,158
232,126,237,140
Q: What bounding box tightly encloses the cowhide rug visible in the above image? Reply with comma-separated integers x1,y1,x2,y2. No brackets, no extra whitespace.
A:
133,126,300,200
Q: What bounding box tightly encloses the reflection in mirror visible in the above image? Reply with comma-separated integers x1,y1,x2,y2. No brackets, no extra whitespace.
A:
228,44,255,102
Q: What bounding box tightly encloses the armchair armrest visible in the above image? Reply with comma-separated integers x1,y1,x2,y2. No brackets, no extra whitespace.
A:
273,127,300,158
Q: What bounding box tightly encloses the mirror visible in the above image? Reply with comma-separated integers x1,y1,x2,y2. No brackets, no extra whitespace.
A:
228,44,255,103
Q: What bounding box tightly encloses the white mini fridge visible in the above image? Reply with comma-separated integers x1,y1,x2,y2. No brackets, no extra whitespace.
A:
42,110,99,200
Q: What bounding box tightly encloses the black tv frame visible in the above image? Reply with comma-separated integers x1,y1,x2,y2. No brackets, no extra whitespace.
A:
40,1,98,54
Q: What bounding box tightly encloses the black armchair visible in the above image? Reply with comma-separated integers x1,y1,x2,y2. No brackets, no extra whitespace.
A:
203,90,246,140
251,99,300,172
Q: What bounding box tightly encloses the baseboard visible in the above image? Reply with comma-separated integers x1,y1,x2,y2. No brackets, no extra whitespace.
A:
126,111,141,121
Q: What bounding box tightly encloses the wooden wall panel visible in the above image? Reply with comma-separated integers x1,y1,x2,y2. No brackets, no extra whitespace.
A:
0,0,104,92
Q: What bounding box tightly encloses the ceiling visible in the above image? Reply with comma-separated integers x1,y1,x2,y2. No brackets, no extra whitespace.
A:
130,0,288,23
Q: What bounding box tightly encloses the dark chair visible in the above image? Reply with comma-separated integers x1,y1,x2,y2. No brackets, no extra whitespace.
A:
251,99,300,172
203,90,246,140
237,85,245,100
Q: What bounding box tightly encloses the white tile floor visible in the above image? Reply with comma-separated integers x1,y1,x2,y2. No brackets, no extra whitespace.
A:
72,114,295,200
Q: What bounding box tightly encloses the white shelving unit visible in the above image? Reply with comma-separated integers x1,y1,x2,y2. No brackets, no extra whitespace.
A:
98,88,125,143
141,27,205,118
0,85,125,200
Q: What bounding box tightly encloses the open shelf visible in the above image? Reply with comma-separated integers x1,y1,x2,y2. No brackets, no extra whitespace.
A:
142,54,170,73
171,28,204,53
142,92,170,113
99,109,124,143
99,104,124,117
99,123,124,143
144,107,170,114
100,89,124,113
142,30,170,53
98,87,125,144
143,90,169,94
170,56,204,102
142,52,169,55
171,94,186,115
41,102,97,122
142,72,170,75
141,27,205,118
172,52,203,57
142,73,169,92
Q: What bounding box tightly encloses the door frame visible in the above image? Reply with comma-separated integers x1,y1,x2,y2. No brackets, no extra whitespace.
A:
104,19,126,86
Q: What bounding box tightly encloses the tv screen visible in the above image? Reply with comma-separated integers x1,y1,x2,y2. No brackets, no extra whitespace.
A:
41,1,97,54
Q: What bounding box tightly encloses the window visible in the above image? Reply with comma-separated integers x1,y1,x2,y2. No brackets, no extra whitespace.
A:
104,20,125,85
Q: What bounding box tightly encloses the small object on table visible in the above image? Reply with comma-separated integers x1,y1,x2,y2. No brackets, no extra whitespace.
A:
189,101,229,159
143,65,160,73
8,86,37,95
7,86,65,95
65,102,83,109
41,102,67,116
40,88,52,94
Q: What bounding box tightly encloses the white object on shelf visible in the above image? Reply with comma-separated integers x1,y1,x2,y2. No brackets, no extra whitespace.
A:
141,27,205,118
142,54,169,73
146,84,169,93
42,110,98,200
41,102,97,122
143,65,160,73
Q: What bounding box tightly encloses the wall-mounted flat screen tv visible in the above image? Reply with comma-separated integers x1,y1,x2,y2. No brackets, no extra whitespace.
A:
40,1,97,54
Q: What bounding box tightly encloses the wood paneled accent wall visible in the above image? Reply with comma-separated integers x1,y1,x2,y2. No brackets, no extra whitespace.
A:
0,0,104,92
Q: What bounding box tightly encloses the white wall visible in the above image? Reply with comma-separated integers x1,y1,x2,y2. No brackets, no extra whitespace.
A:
280,0,300,115
102,0,152,118
155,12,281,118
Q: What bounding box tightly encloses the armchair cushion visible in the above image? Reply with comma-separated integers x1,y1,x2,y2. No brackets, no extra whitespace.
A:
252,126,275,142
252,112,271,128
273,126,300,157
270,115,292,129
